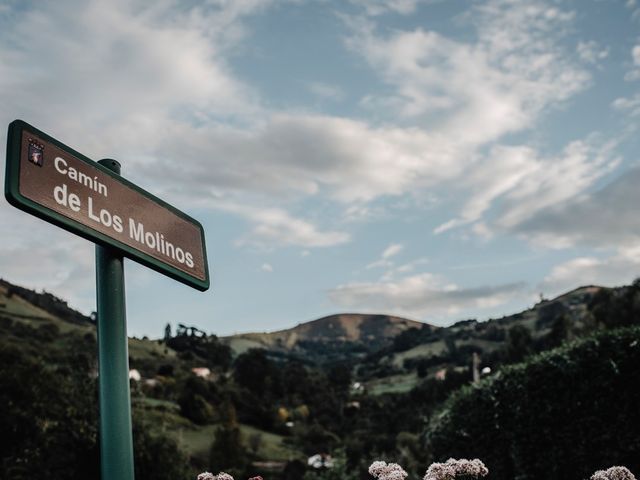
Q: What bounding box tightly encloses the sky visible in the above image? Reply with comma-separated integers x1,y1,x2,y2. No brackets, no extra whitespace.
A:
1,0,640,338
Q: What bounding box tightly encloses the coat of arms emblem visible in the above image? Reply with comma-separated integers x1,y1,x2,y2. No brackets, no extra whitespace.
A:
27,138,44,166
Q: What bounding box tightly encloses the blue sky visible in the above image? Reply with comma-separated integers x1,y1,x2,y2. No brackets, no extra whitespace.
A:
1,0,640,338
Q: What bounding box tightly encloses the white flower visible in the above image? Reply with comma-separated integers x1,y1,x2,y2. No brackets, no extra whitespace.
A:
591,466,636,480
368,461,408,480
424,458,488,480
215,473,234,480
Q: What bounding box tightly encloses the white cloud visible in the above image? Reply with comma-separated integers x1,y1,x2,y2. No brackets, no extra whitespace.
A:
137,113,471,205
349,0,426,16
379,257,429,281
0,0,265,143
261,263,273,272
382,243,403,259
0,216,95,313
2,2,597,227
366,242,403,269
633,44,640,65
0,0,470,252
328,272,526,322
624,44,640,80
612,94,640,116
0,0,623,260
348,0,589,145
436,138,619,235
576,40,609,65
342,0,605,240
219,202,351,249
308,82,345,101
513,166,640,249
540,248,640,296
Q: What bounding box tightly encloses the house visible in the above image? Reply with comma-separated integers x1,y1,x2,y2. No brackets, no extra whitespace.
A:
192,367,211,379
435,368,447,381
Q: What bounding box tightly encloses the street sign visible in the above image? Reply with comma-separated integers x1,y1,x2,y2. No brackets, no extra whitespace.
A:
5,119,209,291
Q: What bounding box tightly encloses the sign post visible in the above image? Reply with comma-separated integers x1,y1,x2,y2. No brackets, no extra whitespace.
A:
5,120,210,291
96,159,135,480
5,120,211,480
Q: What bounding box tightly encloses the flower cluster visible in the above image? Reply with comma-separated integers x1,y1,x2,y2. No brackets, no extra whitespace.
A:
423,458,488,480
369,461,409,480
196,473,234,480
591,466,636,480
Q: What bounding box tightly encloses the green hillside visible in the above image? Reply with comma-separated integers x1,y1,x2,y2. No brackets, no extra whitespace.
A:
1,277,639,480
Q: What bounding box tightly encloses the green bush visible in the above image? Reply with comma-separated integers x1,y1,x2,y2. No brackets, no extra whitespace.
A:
425,327,640,480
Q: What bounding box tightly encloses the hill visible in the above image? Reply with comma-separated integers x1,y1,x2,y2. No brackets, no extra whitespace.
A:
2,276,639,480
224,313,428,359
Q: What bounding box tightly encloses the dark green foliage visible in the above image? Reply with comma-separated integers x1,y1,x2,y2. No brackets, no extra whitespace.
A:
388,324,437,353
589,280,640,329
283,459,307,480
209,398,248,477
234,348,275,394
0,344,99,480
535,300,568,328
477,323,507,342
327,362,352,391
504,324,533,363
298,423,340,455
178,376,218,424
157,363,174,376
133,420,191,480
166,324,232,370
542,314,572,349
0,340,195,480
426,327,640,480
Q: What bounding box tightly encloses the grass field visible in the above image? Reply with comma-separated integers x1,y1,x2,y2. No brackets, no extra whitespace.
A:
366,372,419,395
129,337,176,362
390,341,447,367
172,422,302,463
133,397,302,464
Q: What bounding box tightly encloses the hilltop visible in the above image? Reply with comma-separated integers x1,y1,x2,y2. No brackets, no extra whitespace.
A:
224,313,428,360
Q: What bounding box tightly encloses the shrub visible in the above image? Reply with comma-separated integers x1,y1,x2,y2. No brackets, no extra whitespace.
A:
425,327,640,480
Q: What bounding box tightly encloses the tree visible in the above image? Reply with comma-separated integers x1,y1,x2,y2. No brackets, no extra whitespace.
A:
133,420,191,480
178,376,216,425
505,324,533,363
209,398,247,477
234,349,273,395
0,344,99,480
327,363,352,393
544,314,571,348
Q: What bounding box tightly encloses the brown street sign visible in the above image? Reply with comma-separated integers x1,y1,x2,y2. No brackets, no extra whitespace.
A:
5,120,210,291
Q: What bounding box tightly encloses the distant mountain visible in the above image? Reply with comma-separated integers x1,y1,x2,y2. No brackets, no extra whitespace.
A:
223,313,429,359
219,284,609,390
357,285,607,393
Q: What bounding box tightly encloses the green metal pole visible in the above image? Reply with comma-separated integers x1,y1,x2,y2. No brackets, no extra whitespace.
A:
96,158,135,480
